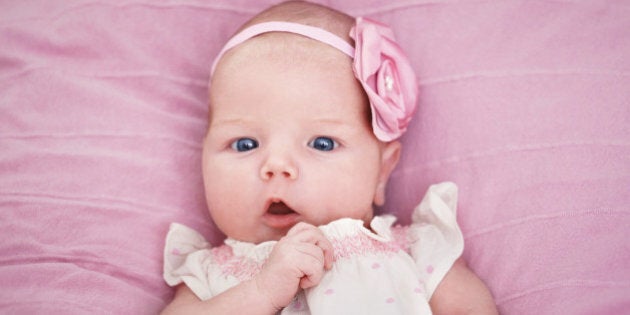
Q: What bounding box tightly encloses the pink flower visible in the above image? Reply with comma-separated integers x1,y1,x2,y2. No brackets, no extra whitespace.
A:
350,17,419,142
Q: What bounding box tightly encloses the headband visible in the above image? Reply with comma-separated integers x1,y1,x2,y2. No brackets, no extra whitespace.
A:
211,22,355,73
211,17,418,142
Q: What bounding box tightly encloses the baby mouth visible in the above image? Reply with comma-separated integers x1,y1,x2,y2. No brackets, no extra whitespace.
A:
263,201,300,229
267,201,296,215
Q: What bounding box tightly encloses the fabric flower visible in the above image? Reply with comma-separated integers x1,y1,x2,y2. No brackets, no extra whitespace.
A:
350,17,419,142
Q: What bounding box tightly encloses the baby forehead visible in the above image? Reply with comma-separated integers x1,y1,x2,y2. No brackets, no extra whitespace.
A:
215,32,353,74
208,37,369,121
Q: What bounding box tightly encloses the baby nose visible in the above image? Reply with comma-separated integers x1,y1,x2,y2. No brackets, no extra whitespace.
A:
260,153,298,181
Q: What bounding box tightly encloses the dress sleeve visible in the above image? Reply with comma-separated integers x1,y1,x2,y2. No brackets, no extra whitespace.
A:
408,182,464,300
163,223,215,300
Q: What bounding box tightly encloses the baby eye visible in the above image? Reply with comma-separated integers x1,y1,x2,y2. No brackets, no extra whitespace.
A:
231,138,258,152
308,136,338,152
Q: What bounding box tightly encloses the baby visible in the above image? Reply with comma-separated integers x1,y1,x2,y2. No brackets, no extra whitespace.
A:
162,1,497,314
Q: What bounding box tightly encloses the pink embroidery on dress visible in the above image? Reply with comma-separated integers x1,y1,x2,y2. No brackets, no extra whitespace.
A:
208,225,412,281
329,225,410,261
211,245,234,264
386,297,395,303
211,245,263,281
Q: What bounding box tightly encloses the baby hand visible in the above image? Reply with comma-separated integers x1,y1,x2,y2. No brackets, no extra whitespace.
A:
254,222,334,310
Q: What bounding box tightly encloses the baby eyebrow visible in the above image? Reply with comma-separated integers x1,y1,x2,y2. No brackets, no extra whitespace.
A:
208,117,357,136
312,119,357,133
312,118,352,127
314,117,343,124
209,118,254,128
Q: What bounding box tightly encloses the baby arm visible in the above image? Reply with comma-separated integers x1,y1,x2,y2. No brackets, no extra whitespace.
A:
429,258,498,315
161,222,334,315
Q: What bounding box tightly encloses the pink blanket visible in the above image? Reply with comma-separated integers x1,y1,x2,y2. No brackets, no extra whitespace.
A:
1,0,628,313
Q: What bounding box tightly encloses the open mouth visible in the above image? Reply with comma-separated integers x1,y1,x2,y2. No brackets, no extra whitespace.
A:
263,200,300,229
267,201,296,215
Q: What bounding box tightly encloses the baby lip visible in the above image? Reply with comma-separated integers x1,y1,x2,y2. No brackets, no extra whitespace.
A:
267,201,296,215
262,199,300,230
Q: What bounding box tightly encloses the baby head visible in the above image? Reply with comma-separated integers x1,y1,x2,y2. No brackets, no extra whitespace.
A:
203,1,418,243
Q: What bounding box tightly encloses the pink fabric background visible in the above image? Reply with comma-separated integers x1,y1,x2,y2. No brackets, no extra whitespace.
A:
1,0,628,313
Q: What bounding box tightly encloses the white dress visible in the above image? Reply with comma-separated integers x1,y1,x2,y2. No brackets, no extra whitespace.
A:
163,182,463,314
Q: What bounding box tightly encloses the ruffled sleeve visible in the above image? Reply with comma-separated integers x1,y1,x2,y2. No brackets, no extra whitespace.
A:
163,223,215,300
408,182,464,300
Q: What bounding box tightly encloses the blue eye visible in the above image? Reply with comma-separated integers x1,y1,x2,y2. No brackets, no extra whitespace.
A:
231,138,258,152
309,137,337,151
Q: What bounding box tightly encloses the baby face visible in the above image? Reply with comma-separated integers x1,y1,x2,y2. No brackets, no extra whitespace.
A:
203,42,400,243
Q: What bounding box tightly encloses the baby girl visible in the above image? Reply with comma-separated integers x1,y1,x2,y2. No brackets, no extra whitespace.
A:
162,1,497,314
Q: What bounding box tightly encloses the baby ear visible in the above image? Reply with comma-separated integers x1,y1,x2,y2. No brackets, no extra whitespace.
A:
373,141,402,206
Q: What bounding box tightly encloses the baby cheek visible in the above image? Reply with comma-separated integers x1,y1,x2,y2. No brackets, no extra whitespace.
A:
324,181,377,220
203,157,253,190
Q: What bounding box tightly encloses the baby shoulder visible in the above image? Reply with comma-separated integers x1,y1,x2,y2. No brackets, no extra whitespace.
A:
163,223,218,300
406,182,464,300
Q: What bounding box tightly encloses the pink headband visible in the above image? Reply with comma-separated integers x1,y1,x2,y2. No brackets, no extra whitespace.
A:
211,17,418,142
211,22,355,73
